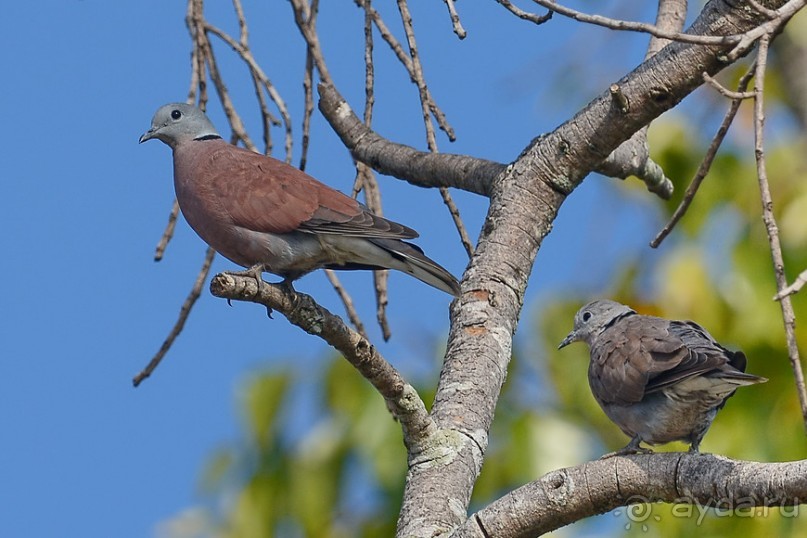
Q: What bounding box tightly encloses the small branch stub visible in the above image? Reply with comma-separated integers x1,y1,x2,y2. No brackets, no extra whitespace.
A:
610,84,630,113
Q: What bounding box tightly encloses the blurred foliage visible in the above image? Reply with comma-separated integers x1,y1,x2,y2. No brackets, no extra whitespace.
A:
162,358,411,538
160,24,807,538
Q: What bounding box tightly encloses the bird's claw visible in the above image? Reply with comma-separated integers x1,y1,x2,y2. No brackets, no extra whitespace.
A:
600,446,654,459
220,268,298,319
600,437,653,459
223,264,267,295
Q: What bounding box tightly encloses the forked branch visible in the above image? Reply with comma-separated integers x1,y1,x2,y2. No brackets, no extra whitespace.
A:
209,272,438,449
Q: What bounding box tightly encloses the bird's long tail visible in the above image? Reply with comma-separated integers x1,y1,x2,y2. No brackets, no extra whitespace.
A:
368,238,461,296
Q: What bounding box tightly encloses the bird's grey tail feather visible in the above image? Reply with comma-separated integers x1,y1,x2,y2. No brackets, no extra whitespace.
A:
370,239,461,296
717,370,768,385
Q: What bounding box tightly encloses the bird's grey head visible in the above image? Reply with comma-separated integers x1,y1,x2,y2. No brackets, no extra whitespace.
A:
139,103,220,149
558,299,635,349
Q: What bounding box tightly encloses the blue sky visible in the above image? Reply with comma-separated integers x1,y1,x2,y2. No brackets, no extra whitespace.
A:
1,2,685,536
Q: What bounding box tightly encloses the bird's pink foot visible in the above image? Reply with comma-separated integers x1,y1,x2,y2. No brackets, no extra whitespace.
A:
224,264,267,294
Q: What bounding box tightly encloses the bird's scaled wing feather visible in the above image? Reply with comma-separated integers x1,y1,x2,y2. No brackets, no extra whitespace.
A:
591,317,707,405
660,321,761,384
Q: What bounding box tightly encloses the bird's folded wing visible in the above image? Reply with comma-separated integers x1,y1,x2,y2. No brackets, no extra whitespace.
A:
590,317,724,404
662,320,758,382
302,206,419,239
207,145,418,239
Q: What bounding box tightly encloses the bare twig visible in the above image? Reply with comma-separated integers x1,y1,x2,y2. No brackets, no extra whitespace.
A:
300,51,314,171
186,0,207,107
703,72,756,100
356,1,392,338
775,267,807,300
134,247,216,387
209,272,438,449
299,0,318,171
355,0,456,141
355,0,410,73
357,12,393,339
397,0,473,257
324,269,368,339
597,134,674,199
203,20,293,160
651,64,756,248
250,72,275,156
362,4,375,127
232,0,277,156
374,270,392,341
495,0,552,25
439,187,474,257
186,1,257,151
354,164,393,343
519,0,807,63
529,0,738,45
199,36,258,151
290,0,333,84
442,0,467,38
319,82,674,200
357,166,392,340
154,199,180,262
751,35,807,429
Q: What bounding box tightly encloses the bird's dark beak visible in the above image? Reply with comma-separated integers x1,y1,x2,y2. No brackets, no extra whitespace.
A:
558,330,577,350
139,128,156,144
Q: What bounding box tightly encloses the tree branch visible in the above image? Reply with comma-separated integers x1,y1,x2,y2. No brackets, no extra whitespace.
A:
452,453,807,538
596,128,673,199
442,0,467,39
318,83,674,199
208,272,438,451
496,0,552,25
318,82,502,196
397,1,793,535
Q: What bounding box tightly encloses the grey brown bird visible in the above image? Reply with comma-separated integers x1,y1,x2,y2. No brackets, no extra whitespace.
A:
139,103,461,296
558,299,766,456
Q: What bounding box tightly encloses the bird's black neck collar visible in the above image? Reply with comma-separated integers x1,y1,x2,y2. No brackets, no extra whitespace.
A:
603,310,636,331
194,134,223,141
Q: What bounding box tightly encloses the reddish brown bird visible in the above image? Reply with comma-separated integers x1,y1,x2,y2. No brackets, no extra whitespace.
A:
140,103,460,296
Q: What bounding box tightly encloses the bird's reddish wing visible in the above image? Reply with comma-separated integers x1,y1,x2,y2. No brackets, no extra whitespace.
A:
205,144,417,239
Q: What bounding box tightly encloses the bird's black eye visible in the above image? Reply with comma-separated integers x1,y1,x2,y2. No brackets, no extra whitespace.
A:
171,109,182,120
582,311,592,322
